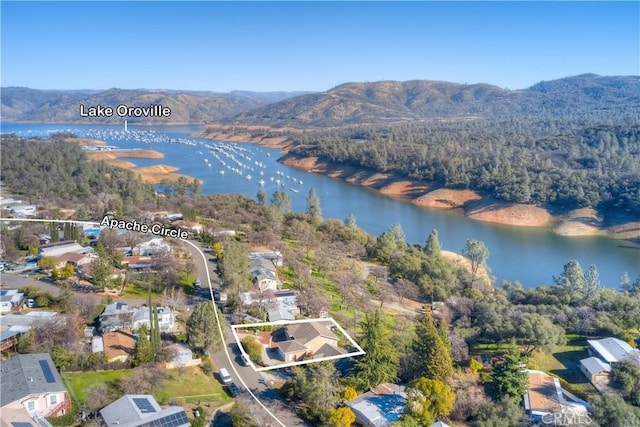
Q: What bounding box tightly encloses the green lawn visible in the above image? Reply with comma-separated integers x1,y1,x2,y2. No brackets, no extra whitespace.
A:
155,366,232,406
65,370,134,404
65,366,231,407
529,334,598,399
120,280,160,299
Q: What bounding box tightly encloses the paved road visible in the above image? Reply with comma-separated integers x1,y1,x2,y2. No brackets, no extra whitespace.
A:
179,240,309,427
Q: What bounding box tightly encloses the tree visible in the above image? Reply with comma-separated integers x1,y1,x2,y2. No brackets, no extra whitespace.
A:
590,394,640,427
411,314,453,381
611,360,640,406
306,188,322,221
241,336,263,363
553,259,586,305
462,239,489,284
91,243,113,291
352,311,400,391
513,312,566,354
49,222,60,242
469,398,525,427
403,377,455,426
37,256,59,271
329,407,356,427
133,325,154,366
271,190,291,215
342,386,358,401
187,302,224,353
424,229,441,257
290,362,341,421
345,213,357,228
256,190,267,206
493,344,529,404
230,400,260,427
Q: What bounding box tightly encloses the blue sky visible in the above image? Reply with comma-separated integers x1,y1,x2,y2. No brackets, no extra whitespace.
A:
1,1,638,92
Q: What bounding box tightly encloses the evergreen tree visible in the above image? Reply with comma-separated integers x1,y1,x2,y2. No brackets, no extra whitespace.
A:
403,377,455,425
306,188,322,221
133,325,154,366
424,229,441,257
256,190,267,206
411,314,453,381
49,222,60,242
352,311,400,391
493,344,529,404
271,190,291,215
345,213,357,228
187,302,225,353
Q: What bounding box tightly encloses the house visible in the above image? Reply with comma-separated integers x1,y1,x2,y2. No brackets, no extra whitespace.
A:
98,302,176,333
103,330,136,362
587,337,640,364
92,336,105,354
579,356,612,387
121,255,155,270
0,353,71,424
276,320,344,362
251,268,280,292
523,370,589,423
171,220,203,234
0,289,24,313
100,394,189,427
249,257,277,272
132,236,172,256
56,252,94,269
38,240,83,258
249,249,283,267
9,205,37,217
346,383,407,427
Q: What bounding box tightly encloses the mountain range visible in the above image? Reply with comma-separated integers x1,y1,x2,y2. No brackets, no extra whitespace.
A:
2,74,638,126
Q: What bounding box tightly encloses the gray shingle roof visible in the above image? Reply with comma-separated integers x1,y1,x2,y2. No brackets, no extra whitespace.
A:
0,353,66,407
100,395,189,427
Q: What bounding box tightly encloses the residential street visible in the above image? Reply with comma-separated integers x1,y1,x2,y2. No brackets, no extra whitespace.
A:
178,240,310,427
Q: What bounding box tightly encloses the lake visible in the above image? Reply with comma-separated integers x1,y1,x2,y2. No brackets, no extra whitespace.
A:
2,122,639,289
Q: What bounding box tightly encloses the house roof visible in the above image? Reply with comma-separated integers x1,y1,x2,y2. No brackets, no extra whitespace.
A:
580,356,612,376
252,268,277,281
0,353,66,407
57,252,86,263
286,321,337,344
268,308,296,322
249,258,276,272
38,240,78,249
346,389,407,427
524,370,562,413
100,395,189,427
523,370,588,417
103,330,136,360
588,337,636,363
313,343,346,359
276,340,308,354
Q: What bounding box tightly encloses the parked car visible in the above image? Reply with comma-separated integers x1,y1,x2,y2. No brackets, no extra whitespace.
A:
227,382,240,397
241,353,251,366
218,367,232,384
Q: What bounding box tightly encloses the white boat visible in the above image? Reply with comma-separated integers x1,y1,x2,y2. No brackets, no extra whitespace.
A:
289,188,299,193
258,180,265,185
219,170,225,175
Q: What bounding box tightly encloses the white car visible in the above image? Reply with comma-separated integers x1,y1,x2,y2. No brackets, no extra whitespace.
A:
241,353,251,366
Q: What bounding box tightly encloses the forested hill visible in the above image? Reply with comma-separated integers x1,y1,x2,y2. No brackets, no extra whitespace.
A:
0,87,308,124
223,74,640,127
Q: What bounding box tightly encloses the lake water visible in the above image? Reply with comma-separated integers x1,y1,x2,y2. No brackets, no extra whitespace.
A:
2,122,639,289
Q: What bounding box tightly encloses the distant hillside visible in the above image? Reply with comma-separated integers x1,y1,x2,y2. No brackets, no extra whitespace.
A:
223,74,640,127
0,87,308,124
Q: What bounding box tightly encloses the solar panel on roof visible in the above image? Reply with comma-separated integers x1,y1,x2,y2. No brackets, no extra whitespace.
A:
12,422,33,427
141,411,189,427
133,397,157,413
39,359,56,383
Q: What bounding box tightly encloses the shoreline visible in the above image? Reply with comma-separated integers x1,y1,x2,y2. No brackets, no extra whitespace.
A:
86,148,203,186
277,152,640,241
